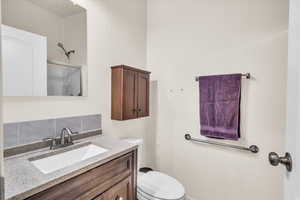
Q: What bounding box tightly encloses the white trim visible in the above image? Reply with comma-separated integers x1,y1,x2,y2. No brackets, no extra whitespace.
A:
47,59,82,69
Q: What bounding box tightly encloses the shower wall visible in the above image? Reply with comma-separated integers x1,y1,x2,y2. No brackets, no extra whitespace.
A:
47,65,81,96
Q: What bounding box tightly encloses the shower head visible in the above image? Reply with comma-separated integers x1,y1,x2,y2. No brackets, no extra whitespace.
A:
58,42,64,48
57,42,75,60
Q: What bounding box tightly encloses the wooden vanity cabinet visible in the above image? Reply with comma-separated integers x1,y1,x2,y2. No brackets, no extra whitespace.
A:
111,65,151,121
101,176,132,200
92,176,132,200
93,195,104,200
26,150,137,200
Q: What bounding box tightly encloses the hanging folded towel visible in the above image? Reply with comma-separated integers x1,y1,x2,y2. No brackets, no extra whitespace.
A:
198,74,242,140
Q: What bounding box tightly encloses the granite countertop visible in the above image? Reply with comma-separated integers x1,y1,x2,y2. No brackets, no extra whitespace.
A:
4,135,138,200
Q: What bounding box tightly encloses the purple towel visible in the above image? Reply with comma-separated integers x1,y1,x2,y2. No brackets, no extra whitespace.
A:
199,74,242,140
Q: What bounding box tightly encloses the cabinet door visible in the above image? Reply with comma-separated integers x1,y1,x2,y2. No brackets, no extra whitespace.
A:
123,70,138,120
137,73,150,118
103,177,132,200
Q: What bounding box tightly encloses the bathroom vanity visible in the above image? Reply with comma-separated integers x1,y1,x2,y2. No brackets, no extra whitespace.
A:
26,151,136,200
4,135,138,200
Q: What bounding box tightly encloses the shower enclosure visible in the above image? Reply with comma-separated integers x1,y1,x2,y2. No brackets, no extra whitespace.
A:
47,60,82,96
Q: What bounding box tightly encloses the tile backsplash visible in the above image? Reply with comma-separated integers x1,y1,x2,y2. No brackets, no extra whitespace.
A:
3,114,102,149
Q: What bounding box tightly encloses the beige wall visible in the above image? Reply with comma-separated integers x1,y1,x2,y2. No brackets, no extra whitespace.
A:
147,0,288,199
63,12,87,65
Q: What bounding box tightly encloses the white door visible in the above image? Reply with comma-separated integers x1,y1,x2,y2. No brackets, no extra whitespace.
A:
282,1,300,200
1,25,47,96
0,17,3,200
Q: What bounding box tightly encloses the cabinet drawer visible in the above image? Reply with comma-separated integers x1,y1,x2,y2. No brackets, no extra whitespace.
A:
26,152,134,200
103,176,132,200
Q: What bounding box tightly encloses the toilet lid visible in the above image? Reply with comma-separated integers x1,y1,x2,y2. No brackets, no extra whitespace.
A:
138,171,185,200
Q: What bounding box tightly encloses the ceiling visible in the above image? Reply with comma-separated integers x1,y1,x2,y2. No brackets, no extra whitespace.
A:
27,0,85,18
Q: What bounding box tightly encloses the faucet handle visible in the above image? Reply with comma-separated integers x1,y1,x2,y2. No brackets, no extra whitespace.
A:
43,137,56,150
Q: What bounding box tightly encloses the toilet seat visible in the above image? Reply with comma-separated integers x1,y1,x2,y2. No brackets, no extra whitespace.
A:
137,171,185,200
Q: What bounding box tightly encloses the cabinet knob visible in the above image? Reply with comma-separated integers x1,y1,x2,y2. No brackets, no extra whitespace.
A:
138,108,142,112
132,109,137,113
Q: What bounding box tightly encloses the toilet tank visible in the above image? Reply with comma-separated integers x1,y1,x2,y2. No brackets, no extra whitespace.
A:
122,138,143,170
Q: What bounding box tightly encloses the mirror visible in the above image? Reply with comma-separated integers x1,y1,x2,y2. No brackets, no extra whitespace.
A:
1,0,87,96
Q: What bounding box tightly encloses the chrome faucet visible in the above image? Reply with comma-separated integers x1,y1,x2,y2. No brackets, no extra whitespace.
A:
43,128,77,150
60,128,75,145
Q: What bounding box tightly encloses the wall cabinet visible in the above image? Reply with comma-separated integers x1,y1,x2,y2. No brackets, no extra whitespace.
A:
111,65,151,121
26,150,137,200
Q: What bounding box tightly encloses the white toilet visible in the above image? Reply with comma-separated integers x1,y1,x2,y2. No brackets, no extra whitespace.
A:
123,138,185,200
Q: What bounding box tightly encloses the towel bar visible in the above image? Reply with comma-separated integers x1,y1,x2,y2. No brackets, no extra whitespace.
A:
184,134,259,154
195,73,251,81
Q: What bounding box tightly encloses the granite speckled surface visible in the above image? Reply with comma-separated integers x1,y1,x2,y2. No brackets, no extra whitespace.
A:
4,135,137,200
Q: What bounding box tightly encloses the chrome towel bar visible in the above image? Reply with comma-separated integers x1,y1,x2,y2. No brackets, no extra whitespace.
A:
195,73,251,81
184,134,259,154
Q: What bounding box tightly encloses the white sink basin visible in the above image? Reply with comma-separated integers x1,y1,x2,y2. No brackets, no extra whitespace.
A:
30,144,108,174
